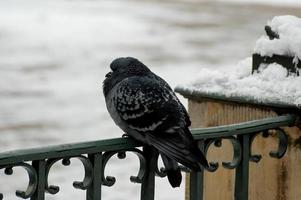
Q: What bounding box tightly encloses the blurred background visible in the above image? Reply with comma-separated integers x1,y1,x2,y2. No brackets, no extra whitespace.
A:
0,0,300,199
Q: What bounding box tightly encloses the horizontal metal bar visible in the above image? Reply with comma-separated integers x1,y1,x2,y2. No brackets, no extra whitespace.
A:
0,138,141,166
0,115,297,166
191,114,297,139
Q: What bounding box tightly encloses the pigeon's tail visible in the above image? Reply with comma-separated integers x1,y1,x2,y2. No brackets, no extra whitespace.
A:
161,154,182,187
147,127,208,171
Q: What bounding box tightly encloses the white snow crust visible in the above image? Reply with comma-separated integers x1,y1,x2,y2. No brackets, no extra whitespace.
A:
178,57,301,107
178,16,301,108
254,15,301,60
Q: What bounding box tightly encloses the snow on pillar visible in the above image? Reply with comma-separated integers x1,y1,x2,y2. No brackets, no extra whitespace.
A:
176,15,301,200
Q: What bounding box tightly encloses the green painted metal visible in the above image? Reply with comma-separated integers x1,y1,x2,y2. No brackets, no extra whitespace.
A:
31,160,46,200
140,146,156,200
86,154,102,200
0,137,140,166
189,141,205,200
191,114,297,139
234,134,250,200
0,115,295,167
189,171,203,200
0,114,297,200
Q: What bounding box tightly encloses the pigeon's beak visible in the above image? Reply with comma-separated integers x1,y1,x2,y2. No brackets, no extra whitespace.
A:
105,71,112,78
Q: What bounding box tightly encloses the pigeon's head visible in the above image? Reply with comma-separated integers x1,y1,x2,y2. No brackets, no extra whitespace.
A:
103,57,151,95
105,57,151,79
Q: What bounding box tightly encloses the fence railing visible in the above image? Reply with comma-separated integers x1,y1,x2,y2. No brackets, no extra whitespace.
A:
0,114,297,200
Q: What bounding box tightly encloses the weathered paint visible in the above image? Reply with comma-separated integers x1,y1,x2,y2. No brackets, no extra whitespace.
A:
185,99,301,200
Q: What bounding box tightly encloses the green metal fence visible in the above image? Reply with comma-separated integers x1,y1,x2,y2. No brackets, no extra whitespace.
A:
0,114,297,200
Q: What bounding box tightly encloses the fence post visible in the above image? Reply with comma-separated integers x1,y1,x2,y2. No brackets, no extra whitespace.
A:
189,140,204,200
86,153,102,200
140,146,156,200
31,160,46,200
234,134,250,200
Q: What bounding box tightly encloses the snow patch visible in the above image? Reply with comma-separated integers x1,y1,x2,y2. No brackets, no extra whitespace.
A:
178,57,301,107
254,15,301,60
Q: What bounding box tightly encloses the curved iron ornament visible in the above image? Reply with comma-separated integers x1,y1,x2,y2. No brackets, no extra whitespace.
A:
269,128,288,158
102,148,146,187
154,165,167,178
153,154,167,178
204,136,242,172
45,155,93,195
249,128,288,163
0,162,37,200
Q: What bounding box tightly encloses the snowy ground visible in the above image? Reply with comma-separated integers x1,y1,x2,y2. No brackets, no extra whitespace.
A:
0,0,300,199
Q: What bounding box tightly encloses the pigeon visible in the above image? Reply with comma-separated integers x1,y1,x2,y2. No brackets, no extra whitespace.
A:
103,57,208,187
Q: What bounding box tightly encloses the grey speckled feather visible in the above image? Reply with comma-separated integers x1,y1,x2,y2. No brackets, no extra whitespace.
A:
103,57,208,187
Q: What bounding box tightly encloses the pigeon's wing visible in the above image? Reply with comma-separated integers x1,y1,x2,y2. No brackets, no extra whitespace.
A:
153,75,191,127
147,127,208,170
113,76,183,134
112,76,208,170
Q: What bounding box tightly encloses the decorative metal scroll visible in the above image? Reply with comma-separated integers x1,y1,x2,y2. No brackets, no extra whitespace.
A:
201,128,289,173
45,155,93,195
102,148,146,187
250,128,288,163
203,136,242,172
0,162,37,200
154,154,167,178
0,126,291,199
